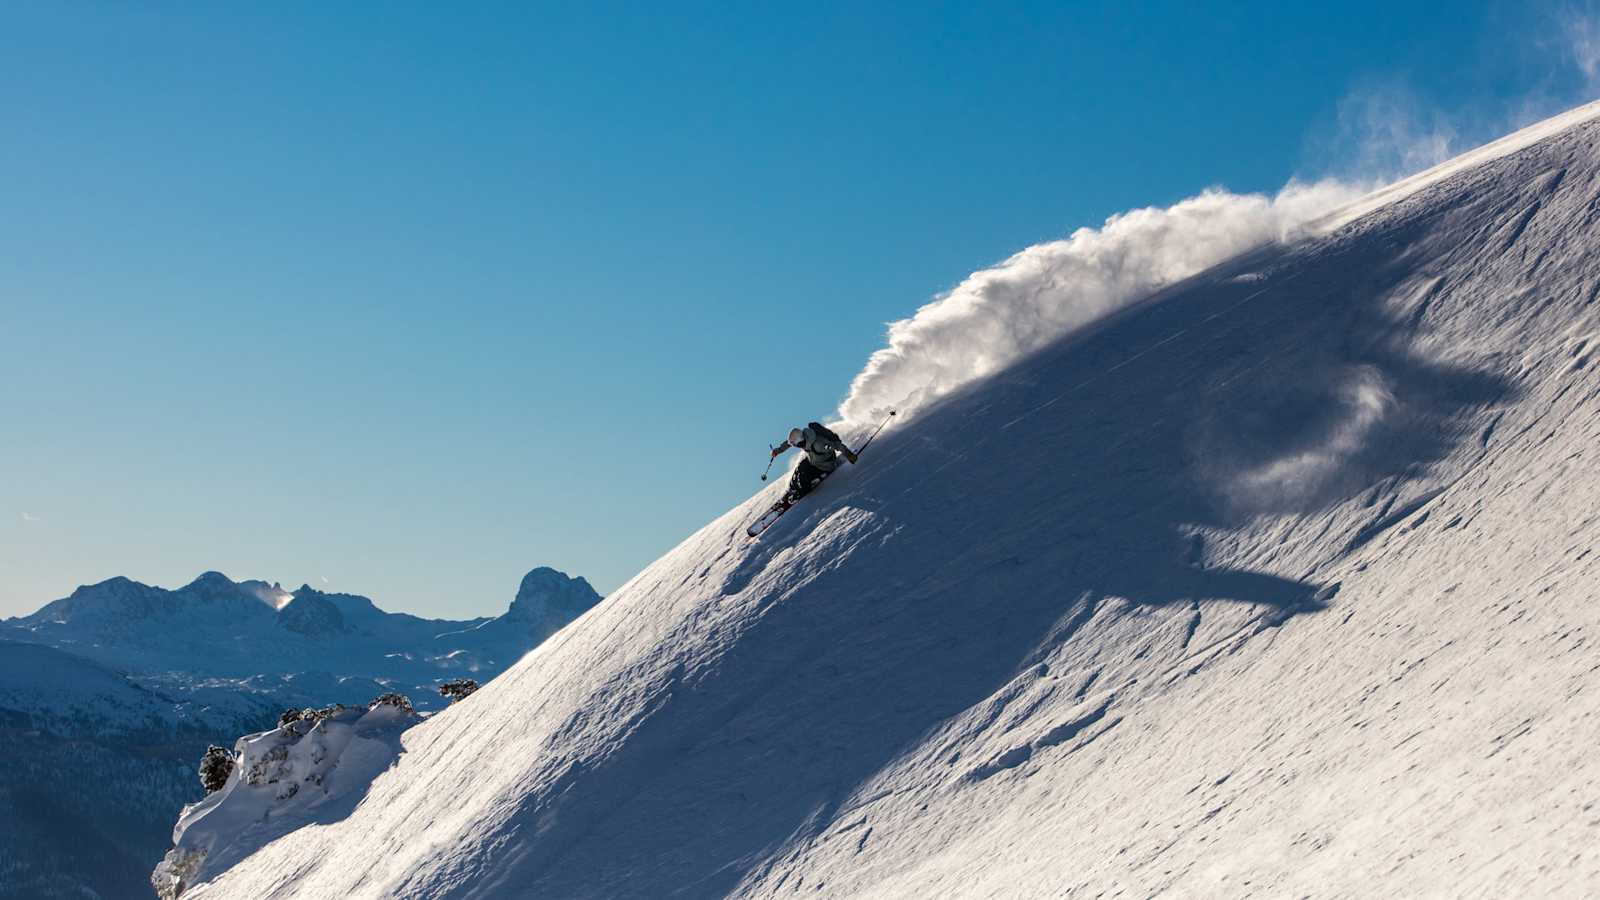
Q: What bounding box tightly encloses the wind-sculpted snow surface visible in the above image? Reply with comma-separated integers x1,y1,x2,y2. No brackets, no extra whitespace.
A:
193,102,1600,897
837,180,1365,424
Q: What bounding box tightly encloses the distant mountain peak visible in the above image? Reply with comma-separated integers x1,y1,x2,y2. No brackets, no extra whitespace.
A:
13,576,167,627
276,592,345,637
185,571,235,590
77,574,150,595
240,580,295,611
506,567,601,627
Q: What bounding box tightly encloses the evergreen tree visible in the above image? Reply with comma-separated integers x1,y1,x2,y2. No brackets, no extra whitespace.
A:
198,746,235,794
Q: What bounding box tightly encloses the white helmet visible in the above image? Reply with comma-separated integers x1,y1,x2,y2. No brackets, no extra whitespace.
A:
788,427,805,447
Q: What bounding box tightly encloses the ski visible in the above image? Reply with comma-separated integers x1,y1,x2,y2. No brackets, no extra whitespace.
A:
745,471,835,538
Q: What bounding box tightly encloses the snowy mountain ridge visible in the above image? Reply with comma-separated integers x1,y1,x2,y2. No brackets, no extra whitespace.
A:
184,101,1600,897
0,641,192,736
3,566,601,711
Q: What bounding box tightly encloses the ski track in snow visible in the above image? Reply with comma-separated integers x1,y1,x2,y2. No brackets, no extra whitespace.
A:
186,101,1600,898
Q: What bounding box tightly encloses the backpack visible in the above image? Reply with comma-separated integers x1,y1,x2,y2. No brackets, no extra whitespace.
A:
807,421,843,446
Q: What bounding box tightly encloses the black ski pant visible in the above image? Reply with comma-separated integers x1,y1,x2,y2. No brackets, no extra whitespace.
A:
783,459,833,505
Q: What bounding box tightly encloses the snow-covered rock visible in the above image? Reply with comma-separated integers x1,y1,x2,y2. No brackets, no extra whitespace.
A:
152,696,421,900
185,101,1600,897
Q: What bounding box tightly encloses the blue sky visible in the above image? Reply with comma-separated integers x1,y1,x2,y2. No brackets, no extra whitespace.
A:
2,1,1593,618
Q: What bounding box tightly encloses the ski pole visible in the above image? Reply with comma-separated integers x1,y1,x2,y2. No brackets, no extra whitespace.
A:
853,410,897,456
760,445,777,481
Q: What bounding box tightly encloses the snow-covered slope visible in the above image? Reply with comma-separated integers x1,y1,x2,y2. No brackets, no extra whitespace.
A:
189,103,1600,897
0,641,185,735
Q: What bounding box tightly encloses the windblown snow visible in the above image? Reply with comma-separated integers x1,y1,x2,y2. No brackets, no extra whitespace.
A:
181,99,1600,898
838,179,1365,424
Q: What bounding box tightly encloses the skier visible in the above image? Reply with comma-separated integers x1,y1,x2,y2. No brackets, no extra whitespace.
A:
747,412,893,538
770,422,858,505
